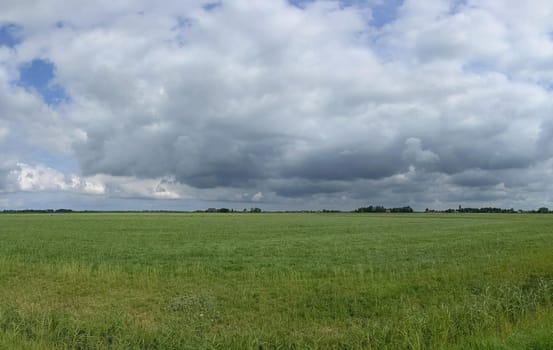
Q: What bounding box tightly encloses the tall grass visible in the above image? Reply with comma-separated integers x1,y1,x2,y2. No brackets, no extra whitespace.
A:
0,213,552,348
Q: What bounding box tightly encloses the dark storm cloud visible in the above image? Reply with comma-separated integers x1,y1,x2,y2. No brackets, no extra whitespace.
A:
433,145,536,174
449,170,500,188
282,148,405,181
76,120,291,188
270,179,348,198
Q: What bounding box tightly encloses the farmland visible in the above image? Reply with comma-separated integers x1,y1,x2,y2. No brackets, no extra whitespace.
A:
0,213,552,349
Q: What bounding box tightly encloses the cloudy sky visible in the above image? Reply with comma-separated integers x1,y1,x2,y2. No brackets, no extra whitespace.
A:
1,0,553,211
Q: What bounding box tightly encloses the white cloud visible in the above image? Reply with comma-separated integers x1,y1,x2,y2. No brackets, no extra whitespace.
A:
2,1,553,209
251,191,263,202
3,163,183,200
13,163,69,191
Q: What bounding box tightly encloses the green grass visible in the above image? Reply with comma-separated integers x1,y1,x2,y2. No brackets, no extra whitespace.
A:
0,213,552,349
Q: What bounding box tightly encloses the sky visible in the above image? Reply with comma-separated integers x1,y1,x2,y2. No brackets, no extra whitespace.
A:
1,0,553,211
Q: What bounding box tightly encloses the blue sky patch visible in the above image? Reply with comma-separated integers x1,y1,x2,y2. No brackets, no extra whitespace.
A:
462,62,496,75
450,0,468,15
370,0,403,28
288,0,403,28
18,59,70,106
174,16,193,29
203,1,222,11
0,23,22,48
288,0,314,9
33,151,80,174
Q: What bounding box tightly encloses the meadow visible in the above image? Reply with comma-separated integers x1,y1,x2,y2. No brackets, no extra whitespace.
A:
0,213,552,349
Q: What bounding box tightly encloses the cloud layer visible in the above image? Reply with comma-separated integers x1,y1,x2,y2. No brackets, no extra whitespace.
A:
2,0,553,210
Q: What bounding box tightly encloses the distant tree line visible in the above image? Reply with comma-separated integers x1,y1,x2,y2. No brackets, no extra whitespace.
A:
1,209,74,214
444,207,515,214
204,208,262,213
425,207,551,214
2,206,552,214
354,205,413,213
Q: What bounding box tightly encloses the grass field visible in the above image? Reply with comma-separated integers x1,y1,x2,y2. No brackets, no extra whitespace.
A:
1,213,553,349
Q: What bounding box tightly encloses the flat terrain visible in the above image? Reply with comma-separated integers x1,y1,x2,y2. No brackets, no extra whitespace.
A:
0,213,553,349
